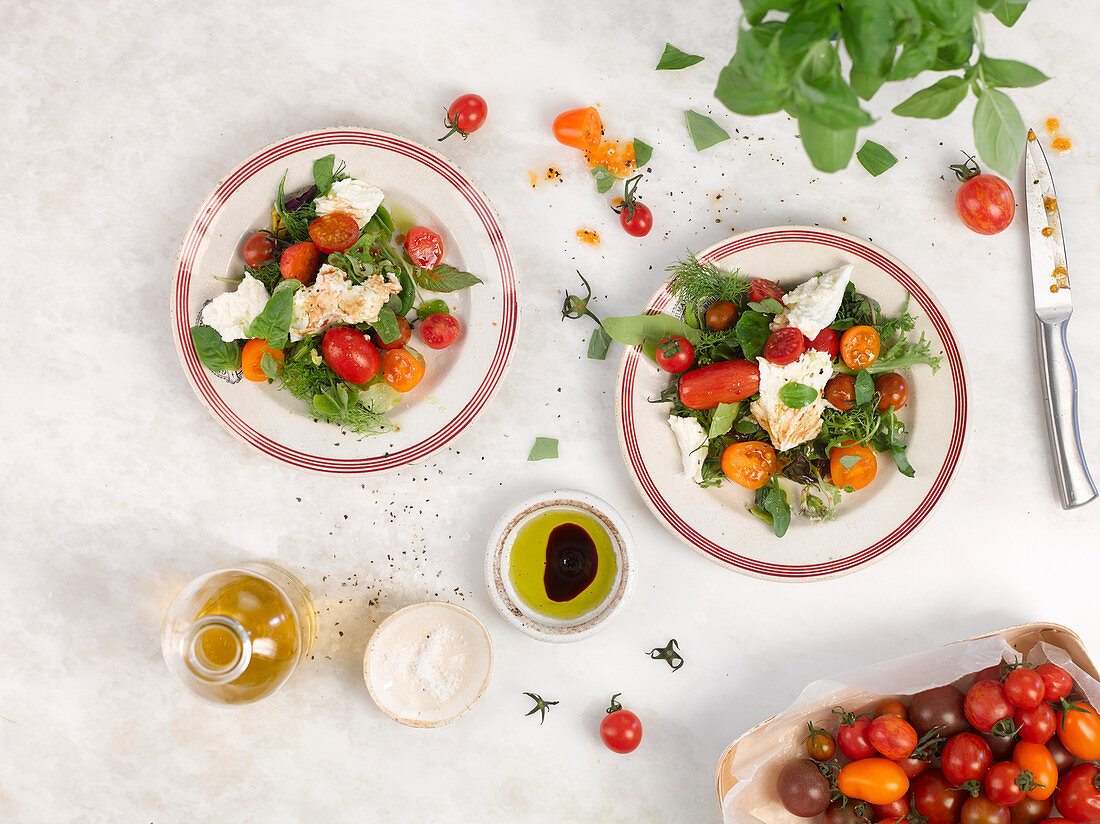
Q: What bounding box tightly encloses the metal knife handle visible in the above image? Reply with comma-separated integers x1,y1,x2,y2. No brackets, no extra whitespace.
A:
1036,315,1098,508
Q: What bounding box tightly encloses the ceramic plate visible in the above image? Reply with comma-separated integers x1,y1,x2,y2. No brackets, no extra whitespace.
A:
616,227,968,581
172,128,517,474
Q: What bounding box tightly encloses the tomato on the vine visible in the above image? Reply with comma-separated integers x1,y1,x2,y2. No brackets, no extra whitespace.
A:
915,769,968,824
951,154,1015,235
439,93,488,141
600,694,641,754
966,681,1016,734
1036,664,1073,703
242,231,277,266
655,334,695,373
1004,669,1046,710
1053,763,1100,824
869,714,918,760
806,722,836,761
942,732,994,789
614,175,653,237
839,759,910,805
835,709,877,760
1055,700,1100,760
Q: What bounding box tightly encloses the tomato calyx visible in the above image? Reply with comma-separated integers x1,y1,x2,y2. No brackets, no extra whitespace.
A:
438,109,471,142
612,175,644,221
913,726,948,760
990,718,1020,738
833,706,872,726
523,692,559,725
606,693,626,714
1015,769,1044,794
648,638,684,671
949,152,983,182
1055,698,1092,729
959,779,984,798
562,271,602,324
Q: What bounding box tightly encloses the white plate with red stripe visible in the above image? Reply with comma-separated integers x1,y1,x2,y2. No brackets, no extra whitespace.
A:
172,128,517,474
615,227,967,581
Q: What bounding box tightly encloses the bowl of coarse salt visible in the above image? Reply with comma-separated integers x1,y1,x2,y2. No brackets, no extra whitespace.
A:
363,601,493,727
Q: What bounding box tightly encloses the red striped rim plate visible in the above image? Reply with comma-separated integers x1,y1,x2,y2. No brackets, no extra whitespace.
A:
614,227,967,581
171,128,517,474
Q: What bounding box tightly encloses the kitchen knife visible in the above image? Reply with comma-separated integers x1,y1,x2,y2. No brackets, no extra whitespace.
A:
1025,129,1097,509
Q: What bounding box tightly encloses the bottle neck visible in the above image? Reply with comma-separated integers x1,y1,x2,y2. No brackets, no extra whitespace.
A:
184,615,251,684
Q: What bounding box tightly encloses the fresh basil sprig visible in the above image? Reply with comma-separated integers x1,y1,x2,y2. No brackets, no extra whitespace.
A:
413,263,483,293
190,326,241,372
246,280,300,349
779,382,819,409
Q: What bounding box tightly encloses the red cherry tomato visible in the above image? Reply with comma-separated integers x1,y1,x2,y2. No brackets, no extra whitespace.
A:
419,313,460,350
808,327,841,359
942,732,994,788
1010,797,1054,824
873,796,911,822
600,694,641,754
961,794,1011,824
655,335,695,373
914,769,968,824
279,241,321,284
952,157,1015,235
321,327,380,384
374,316,412,350
1005,669,1046,710
869,715,919,760
875,372,909,412
620,201,653,237
242,231,276,266
837,713,877,761
748,278,785,303
1036,664,1073,702
763,327,807,366
1012,742,1056,801
898,756,932,779
439,93,488,141
1015,704,1056,745
1053,763,1100,824
404,226,444,270
678,360,760,410
985,762,1031,807
1055,700,1100,760
966,681,1016,733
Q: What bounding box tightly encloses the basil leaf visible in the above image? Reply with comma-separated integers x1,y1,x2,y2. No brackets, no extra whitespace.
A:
715,24,790,116
685,110,730,151
413,264,483,293
709,402,739,438
734,311,771,359
762,482,791,538
259,351,278,381
979,56,1049,88
854,369,876,405
588,327,612,360
591,164,617,194
778,0,840,62
633,139,653,167
747,297,785,314
602,314,700,347
790,42,873,130
778,382,819,409
798,117,857,173
312,154,336,197
527,437,558,461
245,280,300,349
364,204,396,240
887,27,942,81
857,140,898,176
839,454,862,471
989,0,1029,27
934,28,976,70
973,86,1025,176
840,0,896,96
416,299,450,320
735,418,762,435
656,43,704,70
190,326,241,372
892,76,969,119
741,0,796,26
372,306,400,344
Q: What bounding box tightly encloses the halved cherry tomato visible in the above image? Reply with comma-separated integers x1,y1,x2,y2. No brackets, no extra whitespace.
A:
748,278,784,303
808,327,841,359
419,313,460,349
678,360,760,410
967,681,1017,734
1036,664,1073,702
655,335,695,373
875,372,909,412
830,442,877,490
240,339,284,382
242,231,276,266
321,327,380,384
404,226,444,270
552,106,603,150
841,325,881,370
705,300,739,331
1053,763,1100,824
764,327,806,365
382,348,425,392
870,715,919,760
375,316,412,350
585,140,635,175
942,732,994,788
1011,742,1056,801
721,441,777,490
1016,704,1057,745
1055,700,1100,760
279,241,321,284
308,212,360,254
825,374,857,411
439,93,488,141
839,759,911,805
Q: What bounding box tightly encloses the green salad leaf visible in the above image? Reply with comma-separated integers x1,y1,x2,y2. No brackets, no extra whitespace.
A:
854,369,875,405
260,351,279,381
752,479,791,538
602,314,700,347
709,402,739,438
779,382,818,409
313,154,336,196
370,306,401,344
190,326,241,372
856,140,898,176
417,299,450,319
588,327,612,360
591,165,617,194
735,311,771,359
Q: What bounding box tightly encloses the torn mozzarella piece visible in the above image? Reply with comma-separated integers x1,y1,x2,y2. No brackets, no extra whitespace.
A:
313,178,385,229
668,414,708,484
780,264,853,340
290,264,401,340
750,349,834,452
200,273,270,342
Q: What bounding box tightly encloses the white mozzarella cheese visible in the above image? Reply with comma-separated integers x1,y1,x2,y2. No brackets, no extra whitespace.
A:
668,414,709,484
781,264,853,339
750,349,834,452
200,273,270,342
313,178,386,229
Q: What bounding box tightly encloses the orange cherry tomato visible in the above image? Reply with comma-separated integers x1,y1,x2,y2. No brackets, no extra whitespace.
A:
840,325,882,370
382,347,425,393
877,699,910,721
240,339,284,382
721,441,777,490
838,758,911,805
1012,741,1057,801
1056,701,1100,761
308,212,360,254
830,441,878,491
552,106,603,150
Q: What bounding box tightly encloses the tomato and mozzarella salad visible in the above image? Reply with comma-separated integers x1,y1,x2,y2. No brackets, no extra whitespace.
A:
644,257,941,536
189,154,481,436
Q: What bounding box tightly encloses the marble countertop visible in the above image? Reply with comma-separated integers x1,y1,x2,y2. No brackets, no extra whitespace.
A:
4,1,1100,821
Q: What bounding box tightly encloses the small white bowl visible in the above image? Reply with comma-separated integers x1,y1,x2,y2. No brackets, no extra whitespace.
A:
363,602,493,727
485,489,635,643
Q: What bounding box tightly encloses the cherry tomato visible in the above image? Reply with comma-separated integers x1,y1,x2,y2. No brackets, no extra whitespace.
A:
840,325,881,370
600,694,641,754
806,723,836,761
1005,669,1046,710
705,300,738,331
382,347,425,393
966,681,1017,734
899,755,933,779
942,732,994,789
1016,704,1057,744
874,699,908,721
1012,742,1056,801
374,316,412,351
321,327,380,384
419,313,461,350
242,231,276,266
552,106,603,150
808,327,841,360
1044,735,1076,774
839,758,911,805
870,715,919,760
721,441,778,490
825,375,857,411
1053,763,1100,824
910,686,970,738
875,373,909,412
748,278,785,303
1036,665,1073,703
1009,797,1053,824
655,335,695,373
279,241,321,284
1041,819,1081,824
678,360,760,410
986,763,1031,807
837,712,877,760
404,226,444,270
826,801,872,824
620,201,653,237
830,442,878,491
915,769,968,824
962,794,1011,824
984,732,1020,762
763,327,807,366
778,759,832,817
1056,700,1100,760
873,796,911,822
308,212,360,254
240,339,284,382
953,158,1015,235
439,93,488,141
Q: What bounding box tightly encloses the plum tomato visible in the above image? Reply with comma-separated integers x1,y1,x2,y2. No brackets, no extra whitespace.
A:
404,226,444,270
806,722,836,762
942,732,994,789
1015,704,1056,745
910,686,970,738
721,441,778,490
966,681,1016,734
600,694,642,754
915,769,968,824
321,327,380,384
808,327,841,360
763,327,806,366
778,759,832,817
655,335,695,373
1004,669,1046,710
1036,664,1073,703
1053,763,1100,824
1009,797,1054,824
985,763,1033,807
830,442,878,491
242,231,277,266
875,373,909,412
240,339,284,383
382,348,425,393
678,360,760,410
748,278,785,303
552,106,603,150
825,800,872,824
1012,742,1056,801
839,759,911,806
705,300,738,331
840,325,881,370
836,710,877,760
952,157,1015,235
1055,700,1100,760
308,212,360,254
870,715,919,759
824,374,857,411
419,313,461,350
279,241,321,284
439,93,488,141
961,793,1011,824
374,316,412,351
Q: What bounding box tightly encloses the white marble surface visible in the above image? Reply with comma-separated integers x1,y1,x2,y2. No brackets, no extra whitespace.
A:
4,1,1100,821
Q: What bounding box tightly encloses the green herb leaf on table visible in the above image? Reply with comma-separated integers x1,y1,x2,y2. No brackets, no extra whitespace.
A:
747,297,786,314
854,369,876,406
633,138,653,167
312,154,336,197
973,87,1026,176
657,43,705,70
260,351,278,381
245,280,300,349
416,299,450,320
779,382,819,409
602,314,700,347
685,110,731,151
413,263,483,293
839,454,862,471
892,76,969,119
857,140,898,176
190,326,241,372
591,164,617,194
978,56,1049,88
734,311,771,360
709,402,739,438
588,327,612,360
527,437,559,462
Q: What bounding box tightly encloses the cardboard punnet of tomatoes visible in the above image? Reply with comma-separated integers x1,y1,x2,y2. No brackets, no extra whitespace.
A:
717,624,1100,824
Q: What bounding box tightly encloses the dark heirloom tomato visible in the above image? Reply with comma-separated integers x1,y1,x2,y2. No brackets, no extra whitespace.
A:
875,372,909,412
1004,669,1045,710
1054,763,1100,824
966,681,1016,733
870,715,919,759
899,756,932,779
825,375,857,411
705,300,738,331
911,686,970,738
1044,734,1076,773
1036,664,1073,702
961,793,1011,824
915,769,968,824
748,278,784,302
825,800,871,824
873,796,911,822
1009,796,1053,824
982,731,1019,762
678,360,761,410
242,231,276,266
1015,704,1056,744
777,759,831,817
942,732,994,788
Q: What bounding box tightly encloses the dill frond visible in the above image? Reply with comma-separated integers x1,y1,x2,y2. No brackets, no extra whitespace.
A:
665,252,751,315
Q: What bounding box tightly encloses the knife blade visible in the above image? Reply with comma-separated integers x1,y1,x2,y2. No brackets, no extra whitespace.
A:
1025,128,1097,509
